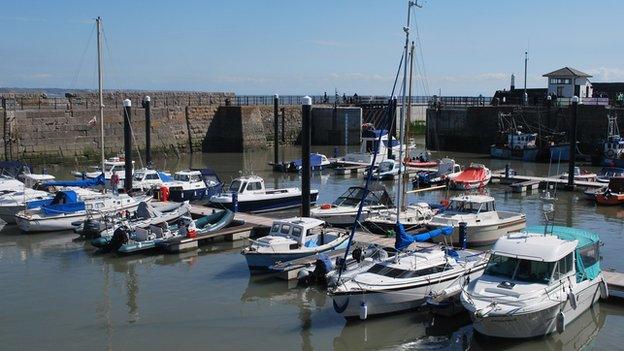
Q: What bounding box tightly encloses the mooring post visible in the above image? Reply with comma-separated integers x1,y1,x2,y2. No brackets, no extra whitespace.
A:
273,94,279,165
459,222,468,249
142,96,152,168
567,96,579,189
123,99,133,192
301,96,312,217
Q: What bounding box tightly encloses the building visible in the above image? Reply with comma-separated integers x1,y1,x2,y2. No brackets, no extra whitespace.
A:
543,67,592,98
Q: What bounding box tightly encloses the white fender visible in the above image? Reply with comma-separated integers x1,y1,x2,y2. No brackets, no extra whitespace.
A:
359,301,368,320
556,311,565,334
568,291,577,310
600,280,609,299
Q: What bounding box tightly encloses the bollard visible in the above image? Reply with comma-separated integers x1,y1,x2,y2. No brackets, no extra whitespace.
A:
273,94,279,165
232,192,239,213
301,96,312,217
123,99,133,192
505,164,510,179
458,222,468,249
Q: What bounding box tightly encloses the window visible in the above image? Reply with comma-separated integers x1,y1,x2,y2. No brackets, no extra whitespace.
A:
485,254,556,284
291,227,302,239
146,173,159,180
229,180,242,192
280,224,291,235
550,78,571,84
174,174,190,182
553,253,574,280
133,173,145,181
271,224,280,234
484,254,518,279
247,182,262,191
190,175,201,182
366,263,452,278
579,244,599,268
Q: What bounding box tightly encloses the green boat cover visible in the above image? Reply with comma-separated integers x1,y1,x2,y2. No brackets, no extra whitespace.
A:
527,225,601,282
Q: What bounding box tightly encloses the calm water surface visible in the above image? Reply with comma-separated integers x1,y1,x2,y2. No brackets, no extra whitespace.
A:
2,138,624,350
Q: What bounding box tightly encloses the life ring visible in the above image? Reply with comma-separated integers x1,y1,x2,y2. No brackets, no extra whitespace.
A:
606,149,616,159
320,203,332,210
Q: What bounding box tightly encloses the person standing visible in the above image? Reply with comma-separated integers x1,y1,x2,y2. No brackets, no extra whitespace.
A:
110,170,120,194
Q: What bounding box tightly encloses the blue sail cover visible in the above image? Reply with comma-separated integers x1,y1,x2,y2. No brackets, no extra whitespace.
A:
43,173,105,187
41,190,85,215
394,223,453,250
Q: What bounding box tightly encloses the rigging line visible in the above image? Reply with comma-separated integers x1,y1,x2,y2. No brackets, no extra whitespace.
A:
69,22,96,90
100,24,123,91
412,13,430,97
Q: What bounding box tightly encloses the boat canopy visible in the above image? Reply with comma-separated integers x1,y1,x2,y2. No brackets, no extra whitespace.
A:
291,153,327,168
333,184,394,207
394,223,453,250
527,226,601,282
193,168,221,186
43,173,106,188
41,190,85,215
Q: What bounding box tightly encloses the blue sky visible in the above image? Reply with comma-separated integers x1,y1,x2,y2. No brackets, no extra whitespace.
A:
2,0,623,96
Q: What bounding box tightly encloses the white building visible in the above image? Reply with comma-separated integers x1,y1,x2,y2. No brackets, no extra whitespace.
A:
543,67,592,98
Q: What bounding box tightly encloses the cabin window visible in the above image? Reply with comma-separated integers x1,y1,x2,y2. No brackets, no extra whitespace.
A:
553,252,574,280
146,173,160,180
133,173,145,181
247,182,262,191
366,263,452,278
271,224,280,233
485,254,555,284
190,175,202,182
280,224,291,235
291,227,302,239
174,174,190,182
229,180,242,192
579,244,599,268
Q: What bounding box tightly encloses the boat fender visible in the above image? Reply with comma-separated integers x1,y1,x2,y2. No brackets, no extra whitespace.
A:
556,311,565,334
600,280,609,299
352,247,363,263
359,302,368,320
567,291,577,310
320,203,332,210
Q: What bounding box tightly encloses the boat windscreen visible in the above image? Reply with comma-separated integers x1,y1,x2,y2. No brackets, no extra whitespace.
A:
484,254,554,284
366,263,452,279
229,180,242,192
174,174,190,182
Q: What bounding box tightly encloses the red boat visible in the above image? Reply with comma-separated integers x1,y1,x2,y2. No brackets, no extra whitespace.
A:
448,163,492,190
403,158,438,168
594,177,624,206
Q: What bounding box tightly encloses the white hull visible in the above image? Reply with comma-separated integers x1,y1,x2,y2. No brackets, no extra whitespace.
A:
468,278,602,338
430,218,526,246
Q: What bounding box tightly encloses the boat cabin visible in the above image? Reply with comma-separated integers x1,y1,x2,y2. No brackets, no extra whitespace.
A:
173,170,203,184
103,157,135,174
446,195,496,214
332,184,394,208
603,136,624,159
269,217,325,247
507,132,537,150
19,173,56,189
228,175,266,194
437,158,461,175
378,160,399,173
486,227,601,285
133,169,170,183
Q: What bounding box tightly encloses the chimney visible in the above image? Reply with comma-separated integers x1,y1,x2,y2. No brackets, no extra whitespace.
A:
510,74,516,91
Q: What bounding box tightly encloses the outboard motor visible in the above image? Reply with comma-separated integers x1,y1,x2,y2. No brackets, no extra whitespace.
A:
103,226,130,253
82,218,106,239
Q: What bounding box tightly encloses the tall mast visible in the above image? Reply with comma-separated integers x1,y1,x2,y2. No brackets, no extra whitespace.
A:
396,1,419,219
523,51,528,105
96,17,105,172
401,41,415,211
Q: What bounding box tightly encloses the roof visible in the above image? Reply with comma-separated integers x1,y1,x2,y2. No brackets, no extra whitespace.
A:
274,217,325,230
449,194,495,204
543,67,592,78
493,232,577,262
176,170,202,175
22,174,55,181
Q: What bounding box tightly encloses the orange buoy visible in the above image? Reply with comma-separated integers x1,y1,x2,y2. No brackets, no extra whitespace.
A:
440,199,450,207
160,186,169,202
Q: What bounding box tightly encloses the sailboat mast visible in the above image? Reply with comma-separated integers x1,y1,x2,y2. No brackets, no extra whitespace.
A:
96,17,105,173
401,41,415,210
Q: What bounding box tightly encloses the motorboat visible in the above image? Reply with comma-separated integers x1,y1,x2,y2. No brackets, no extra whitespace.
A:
559,167,597,182
273,153,331,172
329,224,488,319
241,217,350,272
447,163,491,190
596,167,624,183
88,201,191,245
412,158,461,188
209,175,317,213
14,190,147,232
104,210,234,254
596,114,624,167
461,226,608,338
310,184,394,226
160,169,223,202
343,124,401,166
594,177,624,206
372,159,405,180
403,150,438,168
73,156,134,183
131,168,172,192
490,131,539,161
427,195,526,246
363,203,434,234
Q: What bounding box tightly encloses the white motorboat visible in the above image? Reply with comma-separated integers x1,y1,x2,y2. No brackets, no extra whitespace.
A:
73,156,134,183
363,203,434,234
131,168,172,192
427,195,526,246
209,175,317,213
241,217,350,271
329,225,488,319
372,159,405,180
461,226,608,338
160,169,223,202
343,125,402,166
412,158,462,188
447,163,492,190
559,166,598,182
310,184,394,226
14,190,147,232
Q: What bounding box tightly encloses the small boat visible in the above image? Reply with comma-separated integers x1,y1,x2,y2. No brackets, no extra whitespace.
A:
209,175,318,213
73,156,134,184
105,210,235,254
14,190,147,232
372,159,405,180
597,114,624,167
88,201,191,245
583,186,607,200
131,168,172,192
559,167,597,182
447,163,491,190
412,158,461,188
160,169,223,202
427,195,526,246
363,203,434,234
461,226,608,338
343,124,402,166
273,153,331,172
594,177,624,206
329,224,488,319
310,184,394,226
241,217,350,272
596,167,624,183
403,150,438,168
490,131,539,161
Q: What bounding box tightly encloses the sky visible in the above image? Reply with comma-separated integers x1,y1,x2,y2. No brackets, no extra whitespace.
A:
2,0,624,96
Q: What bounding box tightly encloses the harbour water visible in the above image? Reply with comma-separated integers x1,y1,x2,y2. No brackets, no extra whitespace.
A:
2,137,624,351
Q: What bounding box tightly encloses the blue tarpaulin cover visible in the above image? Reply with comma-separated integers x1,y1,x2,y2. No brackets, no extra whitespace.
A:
394,223,453,250
43,173,105,188
41,190,85,215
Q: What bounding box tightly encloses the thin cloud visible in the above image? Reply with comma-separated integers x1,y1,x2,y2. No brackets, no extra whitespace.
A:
0,16,47,22
586,67,624,82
